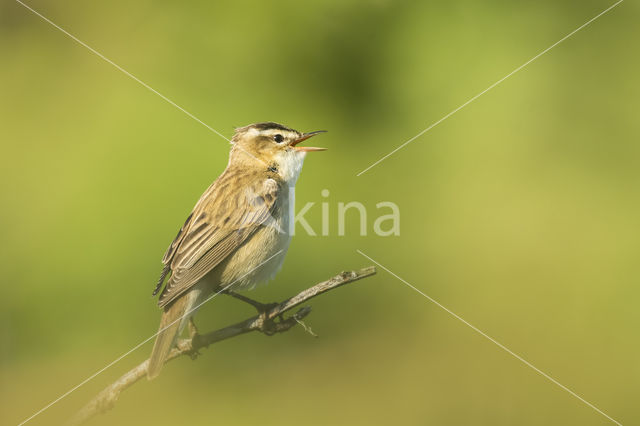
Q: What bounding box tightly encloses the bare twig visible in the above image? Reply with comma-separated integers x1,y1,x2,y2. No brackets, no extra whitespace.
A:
69,266,376,425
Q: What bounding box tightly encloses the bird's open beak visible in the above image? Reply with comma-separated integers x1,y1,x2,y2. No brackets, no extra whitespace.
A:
291,130,327,152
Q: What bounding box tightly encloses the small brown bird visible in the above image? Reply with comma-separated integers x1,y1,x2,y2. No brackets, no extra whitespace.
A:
147,122,326,379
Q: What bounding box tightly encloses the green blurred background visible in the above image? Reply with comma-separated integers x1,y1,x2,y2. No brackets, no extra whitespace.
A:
1,0,638,424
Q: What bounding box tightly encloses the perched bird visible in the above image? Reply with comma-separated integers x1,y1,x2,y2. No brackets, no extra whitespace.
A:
147,122,326,379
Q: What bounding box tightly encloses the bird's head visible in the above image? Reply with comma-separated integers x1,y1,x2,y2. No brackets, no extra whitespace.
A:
230,122,326,183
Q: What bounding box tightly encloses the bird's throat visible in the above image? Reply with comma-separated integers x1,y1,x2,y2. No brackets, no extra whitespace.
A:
275,150,306,184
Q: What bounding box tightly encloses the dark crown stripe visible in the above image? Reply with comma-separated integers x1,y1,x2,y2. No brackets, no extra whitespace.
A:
247,122,296,132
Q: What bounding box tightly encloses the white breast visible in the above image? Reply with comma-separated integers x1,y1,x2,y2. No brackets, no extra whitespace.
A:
215,151,307,291
229,184,293,290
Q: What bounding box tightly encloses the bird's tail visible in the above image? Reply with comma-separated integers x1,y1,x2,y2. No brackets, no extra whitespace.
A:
147,294,195,380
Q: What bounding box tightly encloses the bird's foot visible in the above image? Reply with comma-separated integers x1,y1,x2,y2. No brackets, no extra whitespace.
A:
258,302,279,320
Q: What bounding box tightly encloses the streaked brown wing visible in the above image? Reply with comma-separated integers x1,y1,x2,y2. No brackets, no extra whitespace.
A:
155,174,281,308
151,211,194,296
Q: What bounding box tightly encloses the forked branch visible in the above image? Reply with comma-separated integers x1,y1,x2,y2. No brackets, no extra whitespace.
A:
69,266,376,425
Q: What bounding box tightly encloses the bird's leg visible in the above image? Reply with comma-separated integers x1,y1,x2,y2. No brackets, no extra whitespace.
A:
186,317,202,359
222,290,278,318
188,317,200,339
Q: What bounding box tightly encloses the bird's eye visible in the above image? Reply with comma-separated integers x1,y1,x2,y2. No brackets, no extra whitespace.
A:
273,134,284,143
